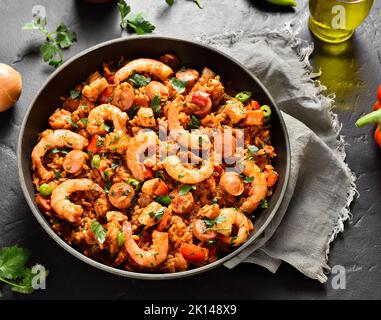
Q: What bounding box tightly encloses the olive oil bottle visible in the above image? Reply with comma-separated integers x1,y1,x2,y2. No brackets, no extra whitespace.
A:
309,0,374,43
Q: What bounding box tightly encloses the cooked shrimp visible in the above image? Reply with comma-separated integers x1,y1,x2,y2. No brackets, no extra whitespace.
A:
126,130,158,182
108,182,135,209
219,172,244,196
122,221,169,268
82,77,109,102
169,188,195,214
138,201,165,227
32,130,88,180
48,108,72,129
146,81,169,100
239,159,268,214
62,150,88,174
111,82,135,111
87,104,128,136
114,58,173,84
164,155,214,184
51,179,104,223
215,208,250,246
197,204,220,219
175,69,199,88
213,131,237,159
167,99,211,150
192,219,217,242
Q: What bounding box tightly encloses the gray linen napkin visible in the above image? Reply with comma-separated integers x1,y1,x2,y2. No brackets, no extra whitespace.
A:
197,22,356,283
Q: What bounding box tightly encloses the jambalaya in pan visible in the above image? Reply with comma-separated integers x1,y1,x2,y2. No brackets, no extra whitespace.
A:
31,54,278,273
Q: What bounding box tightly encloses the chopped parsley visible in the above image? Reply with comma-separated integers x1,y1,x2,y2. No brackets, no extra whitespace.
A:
243,176,254,184
128,73,151,87
261,199,268,209
179,185,196,196
170,78,188,93
69,89,81,99
150,95,161,115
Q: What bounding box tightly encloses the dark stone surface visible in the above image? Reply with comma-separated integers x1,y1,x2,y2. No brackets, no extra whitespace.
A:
0,0,380,299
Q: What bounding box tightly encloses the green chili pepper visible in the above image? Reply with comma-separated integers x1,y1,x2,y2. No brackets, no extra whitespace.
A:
260,105,272,118
117,231,124,247
265,0,297,6
235,91,252,103
39,183,53,197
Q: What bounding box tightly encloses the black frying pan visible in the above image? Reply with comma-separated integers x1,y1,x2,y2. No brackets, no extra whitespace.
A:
17,36,290,280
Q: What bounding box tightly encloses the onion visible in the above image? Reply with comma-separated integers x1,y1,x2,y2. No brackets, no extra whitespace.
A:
0,63,22,112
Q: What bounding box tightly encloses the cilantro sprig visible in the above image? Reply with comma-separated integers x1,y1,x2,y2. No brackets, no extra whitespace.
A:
0,245,48,295
118,0,155,35
22,13,77,68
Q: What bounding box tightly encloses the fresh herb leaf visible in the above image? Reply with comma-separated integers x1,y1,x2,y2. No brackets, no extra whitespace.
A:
179,185,195,196
261,199,268,209
104,170,111,192
153,207,165,221
118,0,132,29
118,1,155,34
55,23,77,49
127,105,139,119
70,89,81,99
170,78,188,93
247,145,259,155
11,265,48,294
150,95,161,115
166,0,174,5
90,221,107,244
129,74,151,87
79,118,88,126
96,136,105,148
126,12,156,35
243,176,254,184
53,171,61,179
0,246,29,280
203,219,215,228
155,195,171,206
188,115,200,129
50,148,68,155
66,117,79,129
23,13,77,68
214,215,226,224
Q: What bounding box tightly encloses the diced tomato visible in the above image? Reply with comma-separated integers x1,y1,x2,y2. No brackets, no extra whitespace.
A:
154,180,169,196
157,209,171,232
266,172,278,187
191,91,210,107
179,244,209,263
87,136,100,154
374,101,381,111
143,166,155,179
99,85,114,104
378,85,381,103
250,101,261,110
36,194,51,212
